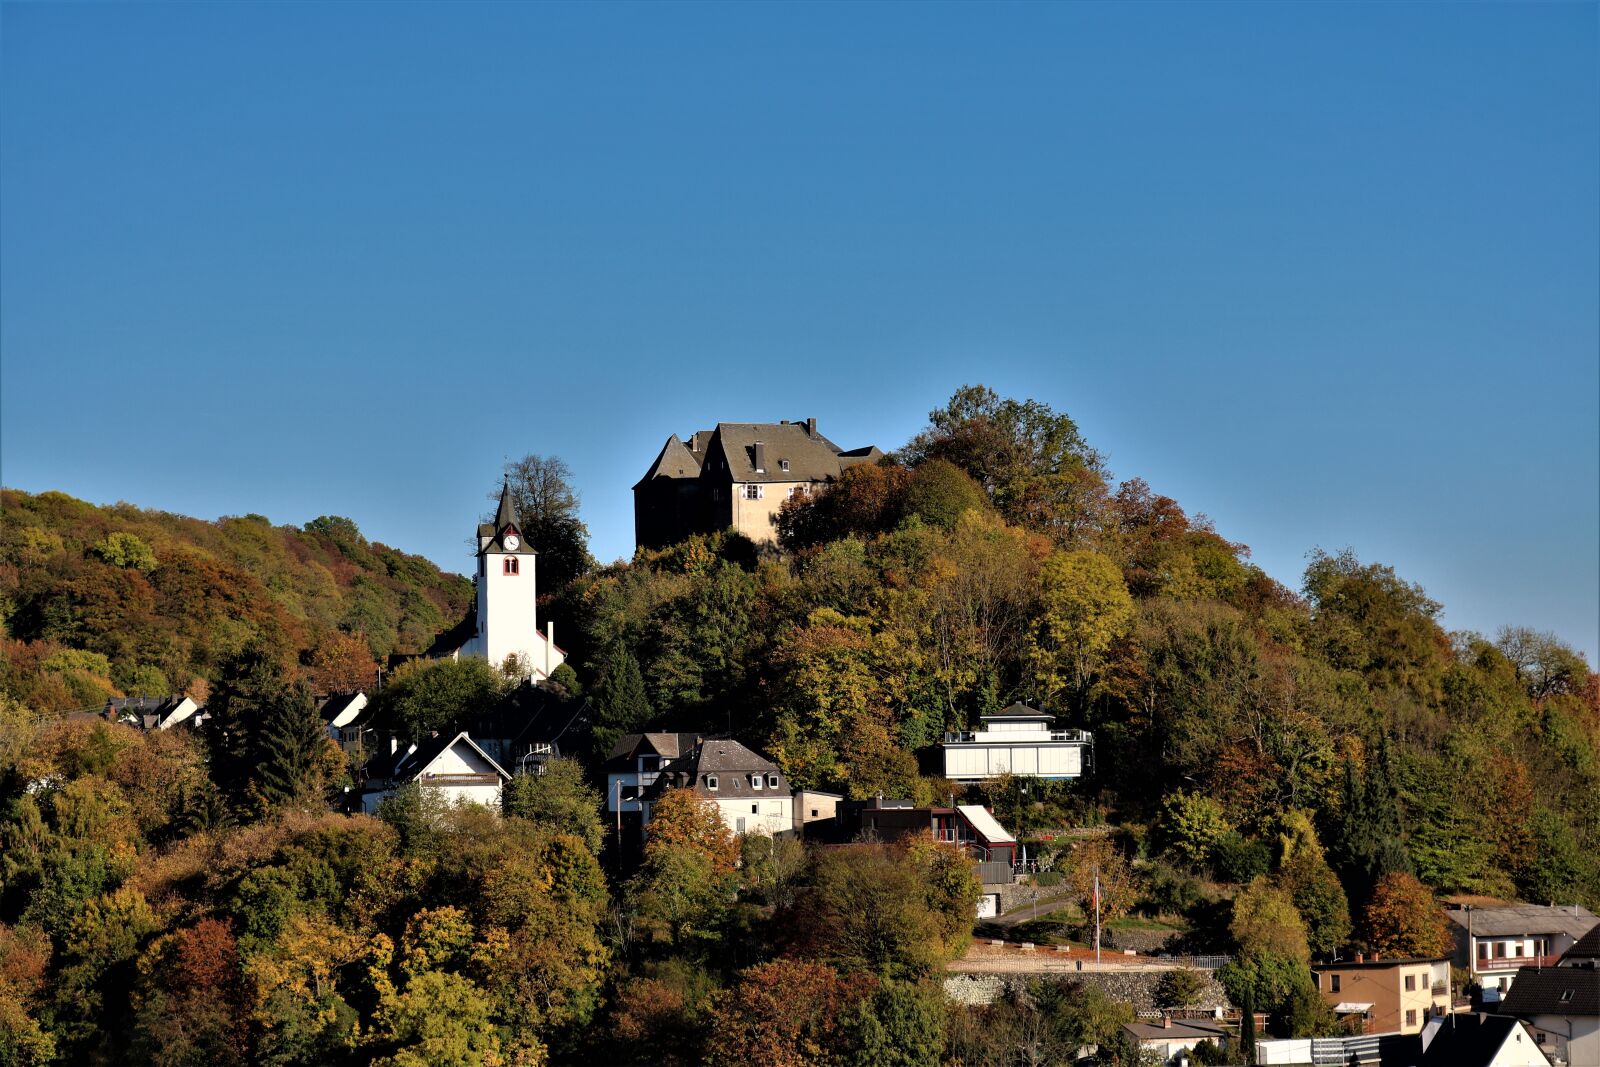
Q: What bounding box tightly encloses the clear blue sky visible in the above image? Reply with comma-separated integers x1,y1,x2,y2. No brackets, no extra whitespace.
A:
3,2,1596,663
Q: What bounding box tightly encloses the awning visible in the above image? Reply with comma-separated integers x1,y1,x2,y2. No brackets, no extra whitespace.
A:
1332,1002,1374,1013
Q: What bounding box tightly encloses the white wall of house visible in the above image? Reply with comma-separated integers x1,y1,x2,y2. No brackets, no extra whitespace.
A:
715,794,793,837
944,743,1085,781
730,480,809,543
1522,1014,1599,1067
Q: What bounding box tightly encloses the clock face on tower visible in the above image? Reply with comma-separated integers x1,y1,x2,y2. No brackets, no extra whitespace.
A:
503,534,520,551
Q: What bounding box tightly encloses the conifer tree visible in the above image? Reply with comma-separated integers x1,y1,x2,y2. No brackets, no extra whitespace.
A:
591,643,652,755
255,684,329,808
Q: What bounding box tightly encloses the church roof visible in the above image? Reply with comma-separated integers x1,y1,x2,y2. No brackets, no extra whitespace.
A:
479,482,535,556
494,481,519,530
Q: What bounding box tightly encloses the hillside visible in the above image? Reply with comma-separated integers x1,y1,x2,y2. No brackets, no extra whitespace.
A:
0,489,473,711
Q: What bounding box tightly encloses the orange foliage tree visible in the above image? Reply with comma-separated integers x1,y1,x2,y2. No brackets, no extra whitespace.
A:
703,959,876,1067
1361,871,1451,957
644,788,738,875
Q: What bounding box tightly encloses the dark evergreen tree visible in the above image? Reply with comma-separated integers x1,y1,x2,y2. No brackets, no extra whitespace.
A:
590,642,652,757
254,683,327,807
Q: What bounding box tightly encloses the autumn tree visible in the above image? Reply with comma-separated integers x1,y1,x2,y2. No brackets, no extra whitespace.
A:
501,757,605,853
131,918,250,1067
1230,878,1310,962
1361,872,1450,957
644,789,738,874
783,845,947,981
703,960,876,1067
1066,837,1138,923
304,630,379,693
1027,550,1133,712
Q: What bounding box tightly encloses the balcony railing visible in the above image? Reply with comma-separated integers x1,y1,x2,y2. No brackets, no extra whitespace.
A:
1473,954,1562,972
942,730,1093,744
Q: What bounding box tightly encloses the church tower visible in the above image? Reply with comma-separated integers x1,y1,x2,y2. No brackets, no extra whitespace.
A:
457,482,565,680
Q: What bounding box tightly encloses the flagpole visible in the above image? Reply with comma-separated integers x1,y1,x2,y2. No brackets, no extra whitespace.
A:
1094,866,1101,970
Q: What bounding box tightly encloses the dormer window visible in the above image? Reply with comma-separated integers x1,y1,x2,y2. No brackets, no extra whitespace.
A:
767,774,780,788
751,775,763,790
779,459,790,472
1560,989,1574,1003
503,558,519,575
705,775,718,791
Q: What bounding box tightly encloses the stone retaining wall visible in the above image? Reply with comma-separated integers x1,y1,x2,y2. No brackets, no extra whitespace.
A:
943,969,1232,1014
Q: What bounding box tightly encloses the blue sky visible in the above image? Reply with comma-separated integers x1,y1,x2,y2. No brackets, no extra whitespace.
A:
3,2,1596,662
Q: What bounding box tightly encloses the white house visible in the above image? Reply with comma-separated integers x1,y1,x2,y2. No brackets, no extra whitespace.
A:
640,738,794,837
1498,925,1600,1067
1414,1012,1552,1067
941,703,1092,782
436,483,566,682
1447,904,1598,996
605,733,704,816
320,692,369,749
361,731,511,813
107,694,201,731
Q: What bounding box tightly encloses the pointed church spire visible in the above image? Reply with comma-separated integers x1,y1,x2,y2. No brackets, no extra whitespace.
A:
495,479,519,531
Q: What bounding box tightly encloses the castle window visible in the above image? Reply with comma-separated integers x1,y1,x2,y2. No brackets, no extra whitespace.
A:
503,558,519,575
744,484,763,500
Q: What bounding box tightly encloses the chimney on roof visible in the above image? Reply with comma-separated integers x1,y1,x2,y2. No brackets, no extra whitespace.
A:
806,417,817,437
1356,952,1364,964
753,441,766,473
1162,1014,1172,1029
690,432,700,452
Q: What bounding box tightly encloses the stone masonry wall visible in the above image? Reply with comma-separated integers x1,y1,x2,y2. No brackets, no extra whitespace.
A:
943,969,1232,1014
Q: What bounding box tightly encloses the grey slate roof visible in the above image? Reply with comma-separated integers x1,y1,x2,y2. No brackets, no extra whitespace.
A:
1499,967,1600,1018
605,732,704,770
641,738,786,802
1563,923,1600,962
1448,905,1599,939
637,420,881,488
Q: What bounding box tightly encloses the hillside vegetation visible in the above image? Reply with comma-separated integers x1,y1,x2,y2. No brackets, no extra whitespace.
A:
0,490,473,710
0,385,1596,1066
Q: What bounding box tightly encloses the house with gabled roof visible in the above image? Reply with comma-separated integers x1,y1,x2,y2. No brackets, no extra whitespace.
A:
1412,1012,1551,1067
360,731,511,813
633,418,882,549
1498,923,1600,1067
638,737,793,837
940,702,1093,782
1447,904,1598,996
106,694,202,731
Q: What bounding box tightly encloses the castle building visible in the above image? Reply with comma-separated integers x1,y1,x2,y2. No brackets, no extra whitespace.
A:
632,418,881,549
432,483,566,681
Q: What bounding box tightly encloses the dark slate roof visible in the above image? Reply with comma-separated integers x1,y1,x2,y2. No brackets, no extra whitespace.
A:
711,421,872,484
421,609,477,658
318,692,366,724
982,701,1054,721
1447,905,1598,939
604,732,704,771
633,436,706,489
637,420,880,488
371,731,510,783
1419,1013,1534,1067
1563,922,1600,962
494,482,519,530
1499,967,1600,1017
467,681,591,757
641,738,786,802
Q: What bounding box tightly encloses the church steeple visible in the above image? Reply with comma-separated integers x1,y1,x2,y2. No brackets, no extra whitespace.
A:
494,479,519,533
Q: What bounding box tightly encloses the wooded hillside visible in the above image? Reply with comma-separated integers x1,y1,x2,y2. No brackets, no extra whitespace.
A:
0,490,473,711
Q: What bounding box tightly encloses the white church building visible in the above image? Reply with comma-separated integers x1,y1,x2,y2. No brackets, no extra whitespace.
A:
434,483,566,682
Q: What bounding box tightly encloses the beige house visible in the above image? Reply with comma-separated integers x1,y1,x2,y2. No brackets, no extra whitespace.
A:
1312,954,1451,1035
633,418,881,549
639,738,795,837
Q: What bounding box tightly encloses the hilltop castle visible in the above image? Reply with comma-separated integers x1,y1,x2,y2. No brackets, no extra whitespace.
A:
632,418,881,549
